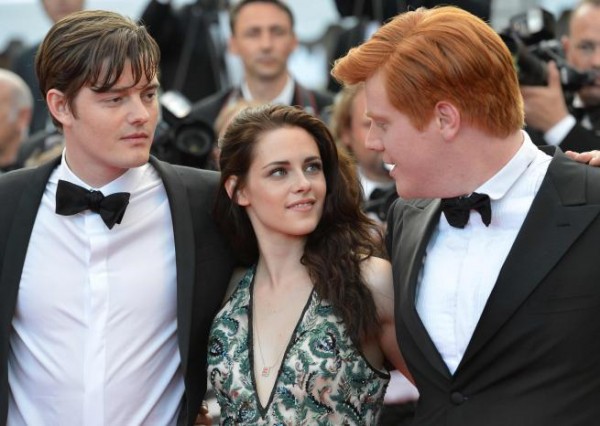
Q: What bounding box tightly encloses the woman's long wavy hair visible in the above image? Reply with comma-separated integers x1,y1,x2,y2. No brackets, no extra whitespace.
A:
214,104,383,342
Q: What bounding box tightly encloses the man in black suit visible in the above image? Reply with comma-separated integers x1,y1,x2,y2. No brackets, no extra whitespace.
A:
521,0,600,152
0,10,233,425
187,0,333,128
332,5,600,425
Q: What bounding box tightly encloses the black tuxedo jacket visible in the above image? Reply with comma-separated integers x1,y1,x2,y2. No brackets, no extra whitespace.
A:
528,123,600,152
187,82,334,127
0,156,235,425
386,148,600,426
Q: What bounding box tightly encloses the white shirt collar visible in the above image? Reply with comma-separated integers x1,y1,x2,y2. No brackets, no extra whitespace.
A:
53,149,149,195
475,131,539,201
240,74,295,106
573,94,585,109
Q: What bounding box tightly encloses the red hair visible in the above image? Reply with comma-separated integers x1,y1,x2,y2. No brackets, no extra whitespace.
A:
331,6,524,137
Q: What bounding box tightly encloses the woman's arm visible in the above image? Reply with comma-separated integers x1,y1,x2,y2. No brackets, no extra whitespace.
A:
363,256,414,383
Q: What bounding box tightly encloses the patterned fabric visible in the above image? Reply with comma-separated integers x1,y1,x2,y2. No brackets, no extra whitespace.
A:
207,267,390,425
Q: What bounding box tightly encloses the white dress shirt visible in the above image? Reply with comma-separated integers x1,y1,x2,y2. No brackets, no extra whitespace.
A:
416,133,552,374
8,154,182,425
239,74,295,106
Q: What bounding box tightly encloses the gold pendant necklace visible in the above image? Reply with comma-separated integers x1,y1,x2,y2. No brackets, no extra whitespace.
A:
253,293,287,378
256,328,283,378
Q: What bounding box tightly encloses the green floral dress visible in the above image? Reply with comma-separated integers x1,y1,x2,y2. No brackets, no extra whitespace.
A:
207,267,390,425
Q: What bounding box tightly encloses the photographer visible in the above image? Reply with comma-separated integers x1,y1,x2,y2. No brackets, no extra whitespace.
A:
521,0,600,152
140,0,228,102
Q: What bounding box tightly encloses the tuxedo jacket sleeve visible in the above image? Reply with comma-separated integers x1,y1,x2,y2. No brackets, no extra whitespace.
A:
0,161,60,423
526,122,600,152
386,148,600,426
0,157,235,426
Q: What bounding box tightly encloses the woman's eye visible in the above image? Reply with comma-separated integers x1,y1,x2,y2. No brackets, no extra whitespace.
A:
305,162,323,173
269,168,286,177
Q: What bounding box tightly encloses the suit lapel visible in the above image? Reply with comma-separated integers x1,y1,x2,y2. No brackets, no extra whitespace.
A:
0,158,60,323
394,199,452,379
459,150,600,370
150,157,196,376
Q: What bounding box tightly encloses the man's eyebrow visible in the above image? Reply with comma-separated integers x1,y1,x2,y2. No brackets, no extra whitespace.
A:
95,81,161,94
366,111,386,121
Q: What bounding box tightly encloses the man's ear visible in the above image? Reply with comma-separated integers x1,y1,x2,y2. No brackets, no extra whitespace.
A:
16,107,32,132
291,33,299,51
434,101,460,140
46,89,73,127
561,34,570,57
225,175,249,206
340,128,352,149
228,36,239,56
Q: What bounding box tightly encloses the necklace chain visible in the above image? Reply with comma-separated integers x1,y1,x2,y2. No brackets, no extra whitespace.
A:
253,293,287,378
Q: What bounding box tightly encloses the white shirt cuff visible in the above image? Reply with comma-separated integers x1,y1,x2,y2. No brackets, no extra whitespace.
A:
544,114,576,146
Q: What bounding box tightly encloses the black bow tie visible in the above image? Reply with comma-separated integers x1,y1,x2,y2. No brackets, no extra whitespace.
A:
55,179,130,229
441,192,491,229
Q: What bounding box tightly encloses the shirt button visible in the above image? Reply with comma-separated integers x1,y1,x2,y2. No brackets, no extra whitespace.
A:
450,391,466,405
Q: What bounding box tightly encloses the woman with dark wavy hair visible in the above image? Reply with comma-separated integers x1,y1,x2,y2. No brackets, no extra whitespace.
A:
208,104,410,424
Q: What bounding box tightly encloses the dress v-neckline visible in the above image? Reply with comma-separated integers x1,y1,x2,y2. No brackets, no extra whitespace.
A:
248,272,315,417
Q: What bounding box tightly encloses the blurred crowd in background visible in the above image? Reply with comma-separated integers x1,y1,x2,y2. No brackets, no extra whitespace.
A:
0,0,580,173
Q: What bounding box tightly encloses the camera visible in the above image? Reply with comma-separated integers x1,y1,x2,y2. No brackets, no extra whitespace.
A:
500,8,596,92
152,91,216,169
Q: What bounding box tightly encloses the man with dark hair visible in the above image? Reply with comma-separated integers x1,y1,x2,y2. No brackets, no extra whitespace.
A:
187,0,333,128
0,10,233,425
333,5,600,425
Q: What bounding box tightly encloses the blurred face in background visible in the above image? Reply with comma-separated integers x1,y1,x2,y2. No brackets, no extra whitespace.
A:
0,82,20,155
229,2,297,82
0,79,31,165
42,0,85,23
341,85,391,184
564,3,600,106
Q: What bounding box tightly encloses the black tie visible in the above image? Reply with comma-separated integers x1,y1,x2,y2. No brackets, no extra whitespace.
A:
441,192,491,229
55,179,130,229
